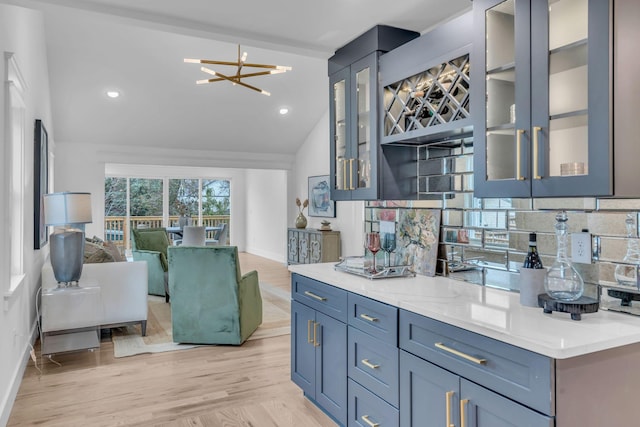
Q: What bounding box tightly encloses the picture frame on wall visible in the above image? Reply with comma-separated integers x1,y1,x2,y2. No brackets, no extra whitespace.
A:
308,175,335,218
34,119,48,249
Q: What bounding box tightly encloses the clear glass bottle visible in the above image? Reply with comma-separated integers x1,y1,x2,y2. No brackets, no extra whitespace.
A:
614,213,640,288
544,211,584,301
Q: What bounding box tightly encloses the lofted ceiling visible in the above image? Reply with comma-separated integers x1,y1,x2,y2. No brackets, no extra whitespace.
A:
6,0,472,155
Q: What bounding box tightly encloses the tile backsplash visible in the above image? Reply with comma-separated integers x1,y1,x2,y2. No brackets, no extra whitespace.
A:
366,145,640,315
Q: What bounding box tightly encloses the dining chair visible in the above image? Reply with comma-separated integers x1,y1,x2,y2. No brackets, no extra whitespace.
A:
181,226,206,246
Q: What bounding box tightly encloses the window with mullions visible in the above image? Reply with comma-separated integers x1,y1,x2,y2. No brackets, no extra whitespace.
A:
104,177,231,250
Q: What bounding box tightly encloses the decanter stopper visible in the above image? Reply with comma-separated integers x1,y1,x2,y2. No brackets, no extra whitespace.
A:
544,211,584,301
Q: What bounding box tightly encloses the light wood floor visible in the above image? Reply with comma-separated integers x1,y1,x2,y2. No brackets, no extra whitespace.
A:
8,253,337,427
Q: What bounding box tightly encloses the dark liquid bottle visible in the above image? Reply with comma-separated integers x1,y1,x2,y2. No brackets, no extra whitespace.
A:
523,232,543,269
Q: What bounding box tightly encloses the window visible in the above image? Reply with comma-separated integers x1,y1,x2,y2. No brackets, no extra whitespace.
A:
104,176,231,250
3,52,27,296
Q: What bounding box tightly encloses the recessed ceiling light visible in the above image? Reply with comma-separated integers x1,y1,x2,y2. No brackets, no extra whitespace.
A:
279,107,289,115
106,90,120,99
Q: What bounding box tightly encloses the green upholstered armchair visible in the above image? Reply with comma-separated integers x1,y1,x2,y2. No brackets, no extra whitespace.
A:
167,246,262,345
131,227,170,300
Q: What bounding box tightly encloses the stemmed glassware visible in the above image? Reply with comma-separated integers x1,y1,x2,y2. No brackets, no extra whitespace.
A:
381,232,397,268
365,232,381,273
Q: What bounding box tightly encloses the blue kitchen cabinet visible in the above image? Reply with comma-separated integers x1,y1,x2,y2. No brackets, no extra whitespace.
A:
400,350,553,427
291,274,348,425
473,0,612,198
329,26,419,201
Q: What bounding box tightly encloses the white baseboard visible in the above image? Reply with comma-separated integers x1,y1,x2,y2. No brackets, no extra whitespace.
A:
245,247,286,264
0,319,39,427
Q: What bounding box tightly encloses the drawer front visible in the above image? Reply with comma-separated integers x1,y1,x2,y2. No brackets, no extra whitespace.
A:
399,309,554,416
292,274,347,322
348,378,399,427
349,293,398,346
348,326,399,407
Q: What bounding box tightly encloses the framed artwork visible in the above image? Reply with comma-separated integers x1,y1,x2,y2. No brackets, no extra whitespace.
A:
308,175,335,218
34,119,48,249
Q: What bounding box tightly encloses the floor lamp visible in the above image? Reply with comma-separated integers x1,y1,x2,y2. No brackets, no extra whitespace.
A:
43,192,92,287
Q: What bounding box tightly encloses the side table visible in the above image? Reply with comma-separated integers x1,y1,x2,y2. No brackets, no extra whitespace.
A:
41,285,102,356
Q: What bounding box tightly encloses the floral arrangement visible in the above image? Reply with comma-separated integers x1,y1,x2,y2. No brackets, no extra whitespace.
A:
175,200,189,216
296,197,309,213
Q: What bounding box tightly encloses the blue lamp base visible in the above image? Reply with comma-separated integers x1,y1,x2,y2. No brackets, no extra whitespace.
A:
49,230,85,286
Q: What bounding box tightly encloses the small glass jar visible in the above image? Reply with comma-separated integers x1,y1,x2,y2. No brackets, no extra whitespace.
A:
544,211,584,301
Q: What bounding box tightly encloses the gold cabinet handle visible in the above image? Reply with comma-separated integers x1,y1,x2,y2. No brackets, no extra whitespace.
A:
460,399,469,427
360,313,378,322
445,391,455,427
313,322,320,347
361,415,380,427
304,291,326,301
533,126,542,179
349,158,355,190
435,342,487,365
516,129,525,180
307,320,313,344
361,359,380,370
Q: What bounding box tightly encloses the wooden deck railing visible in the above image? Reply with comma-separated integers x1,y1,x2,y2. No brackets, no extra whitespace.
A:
104,215,230,250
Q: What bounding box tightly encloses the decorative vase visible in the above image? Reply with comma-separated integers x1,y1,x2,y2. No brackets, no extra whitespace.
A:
178,216,190,229
296,212,307,229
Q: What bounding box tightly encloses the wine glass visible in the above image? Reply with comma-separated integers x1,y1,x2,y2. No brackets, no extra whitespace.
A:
381,232,397,268
365,232,381,273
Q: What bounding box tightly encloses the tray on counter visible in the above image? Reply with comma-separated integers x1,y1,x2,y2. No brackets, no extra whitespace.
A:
334,257,415,280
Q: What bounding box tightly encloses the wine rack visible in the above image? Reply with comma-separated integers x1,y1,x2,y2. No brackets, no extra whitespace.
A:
383,54,470,140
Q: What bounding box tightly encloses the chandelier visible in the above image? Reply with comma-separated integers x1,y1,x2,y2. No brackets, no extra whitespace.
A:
184,45,292,96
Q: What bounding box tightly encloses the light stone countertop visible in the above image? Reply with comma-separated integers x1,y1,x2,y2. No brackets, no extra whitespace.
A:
288,262,640,359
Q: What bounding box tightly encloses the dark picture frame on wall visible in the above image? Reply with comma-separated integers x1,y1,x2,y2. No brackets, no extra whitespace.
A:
308,175,336,218
34,119,48,249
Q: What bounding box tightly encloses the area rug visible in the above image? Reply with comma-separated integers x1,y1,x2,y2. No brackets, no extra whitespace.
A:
112,282,291,358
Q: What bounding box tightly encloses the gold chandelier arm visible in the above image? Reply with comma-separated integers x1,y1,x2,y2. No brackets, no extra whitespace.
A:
186,58,290,71
200,67,270,96
196,70,277,85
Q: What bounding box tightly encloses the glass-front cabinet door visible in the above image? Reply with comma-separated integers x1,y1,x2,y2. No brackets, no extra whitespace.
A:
330,67,350,194
474,0,610,198
329,53,378,200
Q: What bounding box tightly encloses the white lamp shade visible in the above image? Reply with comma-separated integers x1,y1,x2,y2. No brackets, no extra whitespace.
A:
43,192,92,226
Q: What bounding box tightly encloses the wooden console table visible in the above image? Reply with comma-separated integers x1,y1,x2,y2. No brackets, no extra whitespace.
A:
287,228,340,265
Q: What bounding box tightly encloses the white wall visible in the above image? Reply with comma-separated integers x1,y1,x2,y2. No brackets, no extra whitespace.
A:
0,5,54,426
245,169,289,263
55,142,295,249
293,109,364,259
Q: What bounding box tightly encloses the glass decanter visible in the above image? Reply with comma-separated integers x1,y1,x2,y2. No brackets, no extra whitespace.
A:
544,211,584,301
614,213,640,288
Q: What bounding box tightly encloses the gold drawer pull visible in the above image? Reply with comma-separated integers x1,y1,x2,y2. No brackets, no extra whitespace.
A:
460,399,469,427
435,342,487,365
304,291,327,301
445,390,455,427
361,415,380,427
361,359,380,370
360,313,378,322
307,320,313,343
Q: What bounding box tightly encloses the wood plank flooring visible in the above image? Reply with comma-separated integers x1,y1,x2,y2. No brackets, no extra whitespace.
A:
8,253,337,427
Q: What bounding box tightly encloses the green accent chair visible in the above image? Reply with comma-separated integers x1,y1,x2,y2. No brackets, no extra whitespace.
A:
167,246,262,345
131,227,170,300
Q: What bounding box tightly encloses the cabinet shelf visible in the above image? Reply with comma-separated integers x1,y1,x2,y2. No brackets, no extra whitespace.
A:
550,39,587,75
487,62,515,75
